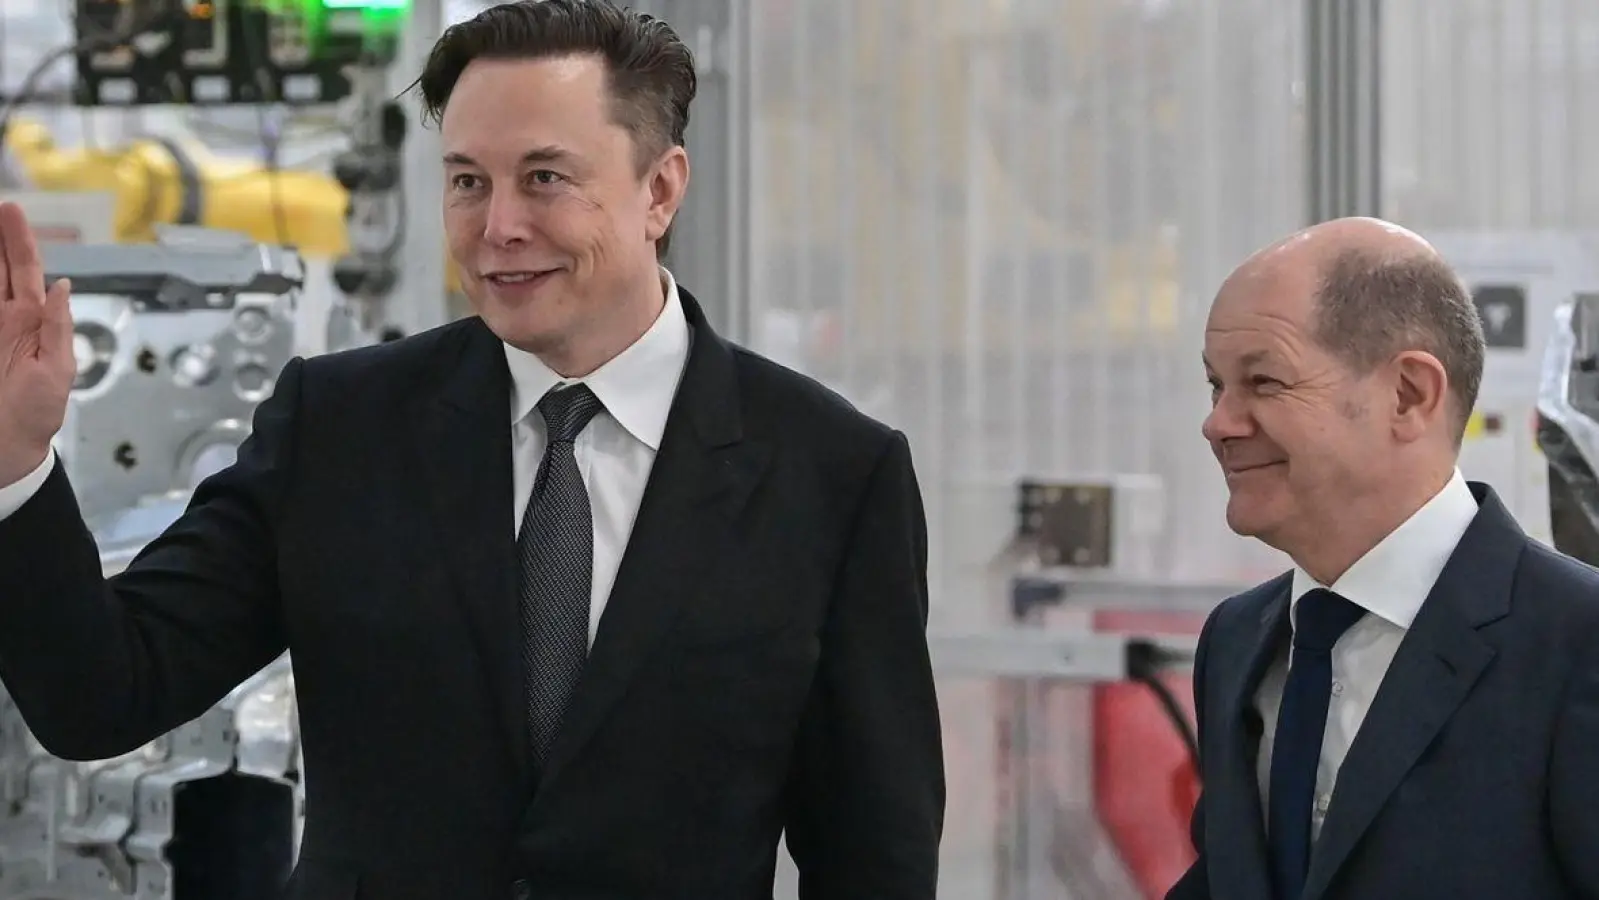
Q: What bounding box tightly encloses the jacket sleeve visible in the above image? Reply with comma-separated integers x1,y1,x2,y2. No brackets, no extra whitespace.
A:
0,356,304,760
0,450,55,520
783,429,946,899
1165,601,1222,900
1548,628,1599,896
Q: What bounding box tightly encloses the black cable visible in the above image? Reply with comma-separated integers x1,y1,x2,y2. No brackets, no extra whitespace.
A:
232,4,289,248
1125,638,1201,771
0,0,167,141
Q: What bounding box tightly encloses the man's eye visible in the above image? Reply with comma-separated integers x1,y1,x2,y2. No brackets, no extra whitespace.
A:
1250,375,1282,389
450,174,480,191
530,170,564,185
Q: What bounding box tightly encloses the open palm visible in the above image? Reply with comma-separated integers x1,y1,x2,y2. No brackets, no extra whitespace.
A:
0,201,74,487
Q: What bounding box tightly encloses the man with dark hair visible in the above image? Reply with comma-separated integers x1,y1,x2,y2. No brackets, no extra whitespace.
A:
0,1,945,898
1170,216,1599,900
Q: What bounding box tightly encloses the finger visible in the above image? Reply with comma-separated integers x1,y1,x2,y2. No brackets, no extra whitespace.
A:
0,202,15,303
43,278,71,351
0,203,45,305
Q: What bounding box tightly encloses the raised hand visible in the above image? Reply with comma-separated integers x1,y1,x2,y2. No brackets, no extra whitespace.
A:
0,201,74,488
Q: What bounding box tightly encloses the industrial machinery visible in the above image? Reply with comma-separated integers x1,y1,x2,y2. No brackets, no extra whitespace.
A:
1426,232,1599,548
1536,277,1599,564
68,0,405,108
0,655,298,900
917,478,1225,900
328,75,408,341
3,118,349,255
0,231,304,900
2,0,434,350
46,226,302,525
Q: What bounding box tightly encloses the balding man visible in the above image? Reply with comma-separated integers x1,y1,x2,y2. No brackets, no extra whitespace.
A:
1168,217,1599,900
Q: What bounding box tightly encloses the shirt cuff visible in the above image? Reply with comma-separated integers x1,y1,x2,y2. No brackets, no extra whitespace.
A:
0,452,56,522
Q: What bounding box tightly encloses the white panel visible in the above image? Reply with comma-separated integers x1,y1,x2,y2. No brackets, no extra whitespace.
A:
1382,0,1599,229
741,7,1306,891
745,0,1305,625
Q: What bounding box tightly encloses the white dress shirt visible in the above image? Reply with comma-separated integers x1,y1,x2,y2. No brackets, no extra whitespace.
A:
0,446,53,520
1254,468,1479,839
505,269,690,645
0,270,693,652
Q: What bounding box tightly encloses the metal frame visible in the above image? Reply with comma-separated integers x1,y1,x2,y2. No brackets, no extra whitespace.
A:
1306,0,1383,222
929,629,1197,682
390,0,450,338
630,0,752,342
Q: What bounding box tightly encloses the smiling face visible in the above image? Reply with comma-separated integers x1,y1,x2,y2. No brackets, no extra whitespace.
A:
439,53,687,375
1201,258,1394,553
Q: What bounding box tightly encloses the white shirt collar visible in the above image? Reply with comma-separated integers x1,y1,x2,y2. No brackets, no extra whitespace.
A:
502,267,689,451
1290,468,1480,630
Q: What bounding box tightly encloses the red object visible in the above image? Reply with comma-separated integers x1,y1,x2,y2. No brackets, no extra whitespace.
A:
1091,609,1207,899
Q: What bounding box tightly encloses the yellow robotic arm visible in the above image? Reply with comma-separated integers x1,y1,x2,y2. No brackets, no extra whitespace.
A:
5,118,347,255
3,118,463,292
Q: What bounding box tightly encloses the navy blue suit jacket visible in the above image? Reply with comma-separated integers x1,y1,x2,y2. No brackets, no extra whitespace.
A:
1169,482,1599,900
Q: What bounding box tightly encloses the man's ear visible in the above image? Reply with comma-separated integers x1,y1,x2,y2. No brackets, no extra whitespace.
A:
1391,350,1449,443
644,146,689,244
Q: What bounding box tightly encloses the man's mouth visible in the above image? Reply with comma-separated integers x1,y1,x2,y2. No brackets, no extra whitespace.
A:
1225,461,1285,476
484,269,558,286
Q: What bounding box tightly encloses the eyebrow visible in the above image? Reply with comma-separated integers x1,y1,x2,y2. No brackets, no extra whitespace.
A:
1201,350,1273,370
442,146,577,167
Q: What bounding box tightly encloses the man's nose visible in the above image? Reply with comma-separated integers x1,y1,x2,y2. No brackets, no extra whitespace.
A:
1202,390,1253,443
482,190,532,246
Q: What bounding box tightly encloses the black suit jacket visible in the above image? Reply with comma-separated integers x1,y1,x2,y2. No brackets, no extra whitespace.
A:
0,289,946,900
1168,482,1599,900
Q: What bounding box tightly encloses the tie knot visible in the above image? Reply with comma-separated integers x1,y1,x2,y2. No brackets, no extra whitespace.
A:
537,383,603,444
1292,588,1365,653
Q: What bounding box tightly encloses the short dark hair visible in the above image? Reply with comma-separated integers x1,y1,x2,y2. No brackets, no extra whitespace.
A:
413,0,696,257
1310,248,1486,444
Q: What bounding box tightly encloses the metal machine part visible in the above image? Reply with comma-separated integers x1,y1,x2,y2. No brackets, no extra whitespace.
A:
1010,476,1168,579
0,503,302,900
70,0,404,107
326,66,408,348
44,228,301,527
1427,231,1599,548
938,605,1205,900
1537,290,1599,564
927,629,1197,682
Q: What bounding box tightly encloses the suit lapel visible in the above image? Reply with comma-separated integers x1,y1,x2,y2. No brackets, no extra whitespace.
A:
536,290,771,791
1301,484,1521,900
1209,575,1290,900
408,320,528,780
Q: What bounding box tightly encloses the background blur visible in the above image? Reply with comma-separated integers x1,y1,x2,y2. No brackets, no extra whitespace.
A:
4,1,1594,898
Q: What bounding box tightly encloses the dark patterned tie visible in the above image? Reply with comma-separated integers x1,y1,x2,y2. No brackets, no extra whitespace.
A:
1267,587,1366,900
518,383,604,766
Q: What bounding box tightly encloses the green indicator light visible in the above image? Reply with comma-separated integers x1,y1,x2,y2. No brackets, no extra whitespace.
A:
320,0,408,9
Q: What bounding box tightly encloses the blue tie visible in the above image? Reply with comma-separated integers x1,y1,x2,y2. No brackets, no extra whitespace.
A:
1267,587,1366,900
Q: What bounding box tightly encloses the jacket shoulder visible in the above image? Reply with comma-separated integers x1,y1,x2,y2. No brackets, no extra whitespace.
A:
1205,571,1292,639
1510,539,1599,634
728,343,898,450
298,317,481,385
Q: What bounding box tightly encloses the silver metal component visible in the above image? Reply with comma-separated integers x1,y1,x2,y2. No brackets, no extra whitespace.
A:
0,506,302,897
1010,476,1168,574
0,631,300,900
1540,283,1599,563
41,227,305,311
2,233,305,898
928,629,1197,682
1305,0,1382,223
47,231,301,525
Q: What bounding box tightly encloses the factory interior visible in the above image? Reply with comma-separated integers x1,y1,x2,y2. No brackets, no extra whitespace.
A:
4,0,1599,898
